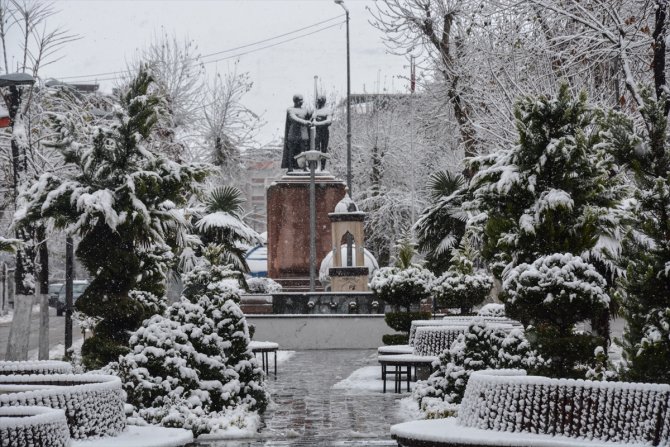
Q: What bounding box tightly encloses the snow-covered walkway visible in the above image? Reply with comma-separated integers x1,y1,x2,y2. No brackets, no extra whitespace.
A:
198,349,410,446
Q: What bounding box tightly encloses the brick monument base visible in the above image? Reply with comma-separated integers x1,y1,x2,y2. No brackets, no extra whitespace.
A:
267,171,346,291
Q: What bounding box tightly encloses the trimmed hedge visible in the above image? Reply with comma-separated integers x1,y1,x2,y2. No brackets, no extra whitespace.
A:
0,360,72,376
0,406,70,447
413,325,469,356
0,374,125,439
382,333,409,345
460,369,670,445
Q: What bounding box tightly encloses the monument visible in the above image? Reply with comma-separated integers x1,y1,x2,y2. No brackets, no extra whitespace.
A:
268,93,345,291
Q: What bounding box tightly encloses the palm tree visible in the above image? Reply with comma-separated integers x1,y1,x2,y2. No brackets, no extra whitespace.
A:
414,170,468,274
193,185,261,272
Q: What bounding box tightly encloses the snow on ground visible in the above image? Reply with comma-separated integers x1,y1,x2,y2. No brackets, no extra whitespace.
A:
0,305,40,324
28,338,84,361
275,349,295,365
73,425,192,447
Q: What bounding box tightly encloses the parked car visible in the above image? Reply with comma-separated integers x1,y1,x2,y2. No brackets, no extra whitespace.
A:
55,280,89,316
48,282,64,307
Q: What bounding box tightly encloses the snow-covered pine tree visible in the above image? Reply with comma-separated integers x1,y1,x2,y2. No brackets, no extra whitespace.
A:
116,255,268,436
413,319,538,414
612,90,670,383
15,67,210,369
466,85,627,377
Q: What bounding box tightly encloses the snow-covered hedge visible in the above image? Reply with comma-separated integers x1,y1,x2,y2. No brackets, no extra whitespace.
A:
370,266,434,310
432,270,492,312
460,369,670,445
0,374,125,439
246,277,282,294
413,325,469,356
477,303,506,318
408,318,519,346
0,360,73,376
0,406,70,447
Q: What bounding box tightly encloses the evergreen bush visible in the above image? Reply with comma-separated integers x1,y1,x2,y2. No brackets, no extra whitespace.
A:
115,259,268,436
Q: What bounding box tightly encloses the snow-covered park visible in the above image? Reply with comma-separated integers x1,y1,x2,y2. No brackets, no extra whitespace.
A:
2,0,670,446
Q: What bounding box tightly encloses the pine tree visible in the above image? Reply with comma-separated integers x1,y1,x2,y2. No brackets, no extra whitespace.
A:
465,85,627,377
414,319,537,410
613,90,670,383
116,257,268,435
15,67,210,368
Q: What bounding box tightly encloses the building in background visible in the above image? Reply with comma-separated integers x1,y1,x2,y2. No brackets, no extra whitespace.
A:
238,143,284,234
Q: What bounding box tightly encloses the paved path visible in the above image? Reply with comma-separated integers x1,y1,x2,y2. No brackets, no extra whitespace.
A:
198,349,404,447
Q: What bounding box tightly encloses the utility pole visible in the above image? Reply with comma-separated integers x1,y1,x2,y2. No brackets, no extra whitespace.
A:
64,236,74,357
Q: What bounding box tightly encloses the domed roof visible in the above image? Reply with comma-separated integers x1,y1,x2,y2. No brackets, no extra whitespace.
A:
319,244,379,286
334,194,359,213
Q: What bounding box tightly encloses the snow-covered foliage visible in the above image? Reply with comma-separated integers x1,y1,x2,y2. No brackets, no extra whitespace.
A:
430,243,493,314
115,260,268,437
245,277,282,294
415,171,468,275
477,303,505,318
0,360,72,376
466,85,628,280
432,271,492,314
413,319,540,414
0,374,125,439
0,406,70,447
612,91,670,384
504,253,610,378
14,67,210,369
370,265,434,311
459,369,670,445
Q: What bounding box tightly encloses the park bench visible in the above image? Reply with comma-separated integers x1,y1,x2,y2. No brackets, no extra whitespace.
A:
391,369,670,446
249,340,279,378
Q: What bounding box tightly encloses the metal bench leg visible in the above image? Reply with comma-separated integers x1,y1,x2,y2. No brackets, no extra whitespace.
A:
382,364,387,393
407,365,410,392
273,350,277,379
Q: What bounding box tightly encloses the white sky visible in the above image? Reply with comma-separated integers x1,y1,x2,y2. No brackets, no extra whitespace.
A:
40,0,409,145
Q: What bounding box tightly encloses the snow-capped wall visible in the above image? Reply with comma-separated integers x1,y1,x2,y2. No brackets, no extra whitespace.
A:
0,373,126,440
0,360,73,376
459,369,670,445
0,406,70,447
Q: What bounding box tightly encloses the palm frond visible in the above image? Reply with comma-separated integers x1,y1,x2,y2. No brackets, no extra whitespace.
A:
205,185,245,217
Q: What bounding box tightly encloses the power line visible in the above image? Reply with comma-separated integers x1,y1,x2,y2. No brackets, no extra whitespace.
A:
64,20,345,85
56,14,344,81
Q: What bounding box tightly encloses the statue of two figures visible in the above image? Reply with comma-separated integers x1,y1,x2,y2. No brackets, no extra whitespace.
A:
281,93,333,172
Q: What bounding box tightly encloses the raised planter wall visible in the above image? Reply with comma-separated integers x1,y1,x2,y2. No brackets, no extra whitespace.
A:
0,373,126,440
460,369,670,445
248,314,388,349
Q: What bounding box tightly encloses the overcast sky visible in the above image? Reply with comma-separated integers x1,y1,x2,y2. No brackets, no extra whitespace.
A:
40,0,409,145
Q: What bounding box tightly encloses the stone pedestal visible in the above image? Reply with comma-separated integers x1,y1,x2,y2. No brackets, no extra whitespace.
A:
267,172,346,291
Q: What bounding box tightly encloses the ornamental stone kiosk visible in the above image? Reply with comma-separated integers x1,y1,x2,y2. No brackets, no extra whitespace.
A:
328,195,369,292
267,171,346,291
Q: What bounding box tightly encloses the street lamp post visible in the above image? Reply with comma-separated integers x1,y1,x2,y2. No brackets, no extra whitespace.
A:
334,0,351,195
295,145,329,293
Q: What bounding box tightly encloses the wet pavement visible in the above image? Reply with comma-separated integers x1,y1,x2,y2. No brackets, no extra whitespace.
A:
197,349,404,447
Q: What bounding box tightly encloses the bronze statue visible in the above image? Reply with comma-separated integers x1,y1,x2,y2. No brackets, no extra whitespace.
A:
313,95,333,170
282,94,312,172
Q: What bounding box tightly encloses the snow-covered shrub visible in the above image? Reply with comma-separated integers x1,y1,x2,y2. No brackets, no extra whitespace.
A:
370,266,434,311
246,277,282,294
115,260,269,436
15,67,210,369
0,360,72,375
459,369,670,445
432,270,492,314
0,406,70,447
413,319,539,412
0,374,125,439
504,253,610,378
477,303,505,318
